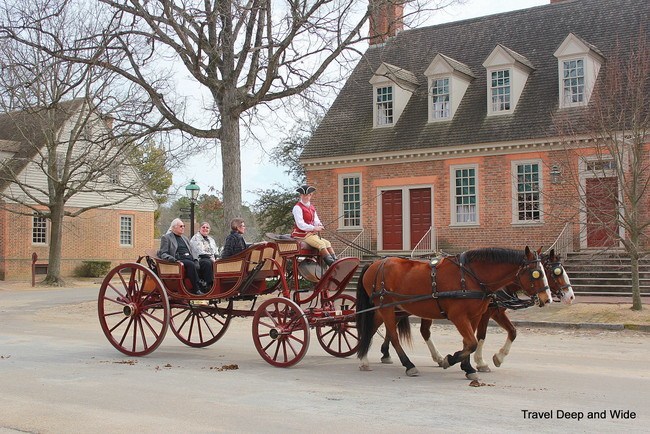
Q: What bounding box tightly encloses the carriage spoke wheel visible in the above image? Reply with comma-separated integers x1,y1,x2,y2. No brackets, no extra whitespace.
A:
97,263,169,356
252,297,310,368
316,294,359,358
169,299,234,347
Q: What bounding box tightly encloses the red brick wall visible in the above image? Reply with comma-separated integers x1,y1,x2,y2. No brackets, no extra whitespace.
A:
0,204,155,280
306,149,587,253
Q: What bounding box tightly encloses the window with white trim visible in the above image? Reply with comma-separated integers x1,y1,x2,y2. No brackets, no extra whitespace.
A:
120,215,133,246
490,69,511,112
514,162,541,222
554,33,603,109
562,59,585,105
32,214,47,244
340,175,361,228
376,86,394,125
452,166,477,224
430,78,450,119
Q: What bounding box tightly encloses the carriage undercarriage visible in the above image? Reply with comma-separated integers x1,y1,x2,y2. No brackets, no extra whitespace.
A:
97,237,360,367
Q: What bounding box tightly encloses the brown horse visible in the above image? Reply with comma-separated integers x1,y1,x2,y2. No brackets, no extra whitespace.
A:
356,246,552,380
380,249,574,372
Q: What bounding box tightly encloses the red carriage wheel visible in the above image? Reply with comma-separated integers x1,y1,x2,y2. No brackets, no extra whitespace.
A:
169,299,233,347
98,263,169,356
315,293,359,357
252,297,310,367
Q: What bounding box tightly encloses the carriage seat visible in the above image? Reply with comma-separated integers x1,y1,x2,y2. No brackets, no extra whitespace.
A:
264,232,318,256
211,242,281,296
145,249,195,295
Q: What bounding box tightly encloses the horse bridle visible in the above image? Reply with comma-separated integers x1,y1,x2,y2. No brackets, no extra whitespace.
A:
514,254,550,297
545,260,572,299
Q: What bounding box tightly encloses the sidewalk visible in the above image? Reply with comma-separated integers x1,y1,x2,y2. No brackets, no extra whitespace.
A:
489,295,650,332
3,279,649,332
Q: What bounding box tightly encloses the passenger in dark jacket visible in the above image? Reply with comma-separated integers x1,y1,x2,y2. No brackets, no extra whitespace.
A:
221,218,249,258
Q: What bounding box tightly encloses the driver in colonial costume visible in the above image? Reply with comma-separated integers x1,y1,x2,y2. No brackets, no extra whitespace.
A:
291,185,337,265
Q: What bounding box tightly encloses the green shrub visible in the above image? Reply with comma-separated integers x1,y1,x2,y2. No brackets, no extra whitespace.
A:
76,261,112,277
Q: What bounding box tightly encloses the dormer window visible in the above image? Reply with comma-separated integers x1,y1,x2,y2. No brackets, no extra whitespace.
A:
370,62,418,128
490,69,511,112
431,78,450,119
562,59,585,105
424,54,474,122
554,33,604,109
483,45,534,116
376,86,394,125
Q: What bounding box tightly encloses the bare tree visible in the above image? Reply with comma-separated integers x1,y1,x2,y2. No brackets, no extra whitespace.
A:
553,32,649,310
0,2,172,285
1,0,462,237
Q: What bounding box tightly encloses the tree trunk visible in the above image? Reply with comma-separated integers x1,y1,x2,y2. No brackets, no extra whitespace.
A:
45,203,66,286
219,111,242,241
630,254,642,310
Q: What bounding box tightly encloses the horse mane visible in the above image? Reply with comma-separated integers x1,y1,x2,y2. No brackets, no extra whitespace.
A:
464,247,525,265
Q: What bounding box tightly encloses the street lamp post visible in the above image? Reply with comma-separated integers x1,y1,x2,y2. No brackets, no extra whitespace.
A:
185,179,200,235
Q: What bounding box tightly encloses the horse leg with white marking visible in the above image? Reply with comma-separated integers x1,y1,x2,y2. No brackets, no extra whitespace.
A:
489,308,517,368
473,307,495,372
419,318,444,366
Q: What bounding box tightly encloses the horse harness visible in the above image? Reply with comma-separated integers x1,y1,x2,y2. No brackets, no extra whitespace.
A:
370,252,548,319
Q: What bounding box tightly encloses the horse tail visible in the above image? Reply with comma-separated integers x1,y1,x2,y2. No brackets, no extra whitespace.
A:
356,263,375,359
396,315,412,346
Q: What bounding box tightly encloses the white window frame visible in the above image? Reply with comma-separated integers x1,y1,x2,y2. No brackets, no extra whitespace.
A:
511,160,543,224
450,164,479,226
375,85,394,126
120,215,133,247
489,69,511,114
32,214,48,245
554,33,603,109
338,173,362,229
430,77,450,120
561,58,585,107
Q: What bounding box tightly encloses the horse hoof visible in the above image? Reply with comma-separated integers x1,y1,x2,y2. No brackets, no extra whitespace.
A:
441,356,451,369
359,365,372,371
406,367,419,377
381,357,393,364
477,365,491,373
492,354,502,368
466,372,480,381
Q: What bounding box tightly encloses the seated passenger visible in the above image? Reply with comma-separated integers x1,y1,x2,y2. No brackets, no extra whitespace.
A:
158,218,206,295
291,185,336,265
190,221,218,290
221,218,250,259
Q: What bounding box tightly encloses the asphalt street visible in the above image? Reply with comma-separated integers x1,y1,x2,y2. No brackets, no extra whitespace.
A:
0,286,648,433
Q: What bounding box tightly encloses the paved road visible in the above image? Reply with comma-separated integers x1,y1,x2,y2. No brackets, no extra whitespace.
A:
0,287,648,433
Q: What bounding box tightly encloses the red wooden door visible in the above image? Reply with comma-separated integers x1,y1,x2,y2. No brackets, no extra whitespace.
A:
586,177,618,248
382,190,403,250
410,188,432,249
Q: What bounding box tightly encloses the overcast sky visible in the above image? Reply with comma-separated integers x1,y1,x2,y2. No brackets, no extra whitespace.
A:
173,0,549,204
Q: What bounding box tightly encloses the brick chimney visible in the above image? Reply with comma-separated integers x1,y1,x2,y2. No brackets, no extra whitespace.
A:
369,0,404,45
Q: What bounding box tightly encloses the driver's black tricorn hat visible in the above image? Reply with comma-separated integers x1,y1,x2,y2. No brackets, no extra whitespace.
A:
296,185,316,195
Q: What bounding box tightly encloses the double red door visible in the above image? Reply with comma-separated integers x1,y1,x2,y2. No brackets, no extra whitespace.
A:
381,188,431,250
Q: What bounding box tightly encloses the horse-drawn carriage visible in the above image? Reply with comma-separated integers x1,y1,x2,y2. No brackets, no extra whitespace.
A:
97,236,360,367
99,229,572,380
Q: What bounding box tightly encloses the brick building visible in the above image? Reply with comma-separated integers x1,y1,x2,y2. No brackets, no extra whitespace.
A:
0,101,157,280
300,0,649,255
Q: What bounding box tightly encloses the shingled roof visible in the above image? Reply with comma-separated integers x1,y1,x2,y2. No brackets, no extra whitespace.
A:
0,99,84,190
302,0,648,160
